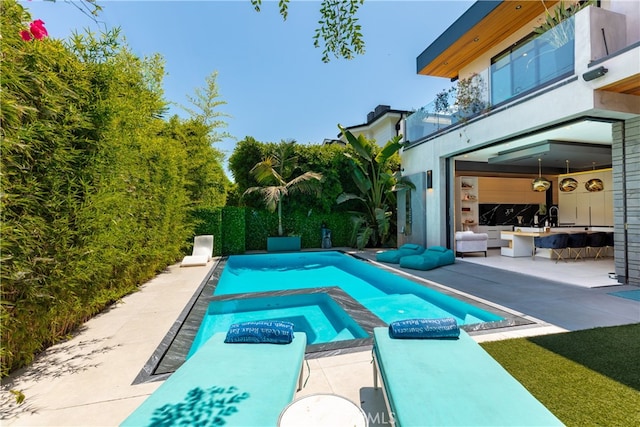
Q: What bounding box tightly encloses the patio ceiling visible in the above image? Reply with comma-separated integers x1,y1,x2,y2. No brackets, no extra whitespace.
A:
454,119,613,172
417,0,559,78
598,73,640,96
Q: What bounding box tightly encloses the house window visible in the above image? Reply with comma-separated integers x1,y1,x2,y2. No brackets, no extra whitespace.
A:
490,18,575,105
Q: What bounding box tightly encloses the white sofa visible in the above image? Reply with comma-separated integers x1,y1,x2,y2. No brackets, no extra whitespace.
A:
455,231,488,258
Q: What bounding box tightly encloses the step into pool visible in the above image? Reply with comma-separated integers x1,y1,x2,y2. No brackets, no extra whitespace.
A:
188,292,368,357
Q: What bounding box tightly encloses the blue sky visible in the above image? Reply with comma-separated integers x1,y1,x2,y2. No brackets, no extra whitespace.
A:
22,0,472,170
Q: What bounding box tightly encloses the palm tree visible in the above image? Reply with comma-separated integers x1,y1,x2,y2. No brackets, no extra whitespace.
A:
243,140,323,236
337,126,414,249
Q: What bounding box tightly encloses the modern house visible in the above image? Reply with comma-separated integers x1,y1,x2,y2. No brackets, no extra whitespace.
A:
398,0,639,285
333,104,410,146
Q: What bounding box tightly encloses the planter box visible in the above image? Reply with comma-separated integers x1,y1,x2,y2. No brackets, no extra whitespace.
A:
267,236,301,252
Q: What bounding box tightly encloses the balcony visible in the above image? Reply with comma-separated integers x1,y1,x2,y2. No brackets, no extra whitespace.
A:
406,16,576,144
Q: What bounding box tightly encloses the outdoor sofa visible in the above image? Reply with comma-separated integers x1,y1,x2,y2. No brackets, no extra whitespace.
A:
398,246,455,271
376,243,425,264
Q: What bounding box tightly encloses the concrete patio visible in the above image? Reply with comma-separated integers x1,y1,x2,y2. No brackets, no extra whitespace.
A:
1,249,638,426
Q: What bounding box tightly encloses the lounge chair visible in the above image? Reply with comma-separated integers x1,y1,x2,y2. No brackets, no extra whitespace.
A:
121,331,307,426
376,243,425,264
372,327,563,426
180,234,214,267
399,245,455,271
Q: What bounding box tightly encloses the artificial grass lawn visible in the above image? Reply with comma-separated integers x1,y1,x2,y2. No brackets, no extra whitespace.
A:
481,323,640,426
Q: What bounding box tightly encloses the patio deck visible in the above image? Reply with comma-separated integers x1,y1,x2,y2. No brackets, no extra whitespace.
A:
1,249,637,426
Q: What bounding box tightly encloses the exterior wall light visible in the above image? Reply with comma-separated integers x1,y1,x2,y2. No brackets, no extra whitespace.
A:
583,66,608,81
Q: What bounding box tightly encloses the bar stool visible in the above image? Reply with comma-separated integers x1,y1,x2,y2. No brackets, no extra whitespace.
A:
587,232,607,260
534,233,569,263
567,232,588,261
604,232,614,258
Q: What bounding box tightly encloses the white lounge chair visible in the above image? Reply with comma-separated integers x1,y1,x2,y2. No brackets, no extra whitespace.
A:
180,235,213,267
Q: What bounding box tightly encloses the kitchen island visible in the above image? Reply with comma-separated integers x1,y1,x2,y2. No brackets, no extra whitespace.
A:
500,227,614,259
500,230,553,258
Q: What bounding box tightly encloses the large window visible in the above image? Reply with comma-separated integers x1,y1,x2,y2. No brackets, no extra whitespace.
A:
491,17,575,105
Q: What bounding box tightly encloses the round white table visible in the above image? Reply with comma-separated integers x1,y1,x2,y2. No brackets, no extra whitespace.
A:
278,393,368,427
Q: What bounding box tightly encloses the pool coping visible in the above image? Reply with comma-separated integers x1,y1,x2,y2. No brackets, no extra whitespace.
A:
132,251,536,384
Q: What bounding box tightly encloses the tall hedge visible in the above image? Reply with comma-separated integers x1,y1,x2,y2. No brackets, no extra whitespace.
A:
0,2,227,376
244,209,352,250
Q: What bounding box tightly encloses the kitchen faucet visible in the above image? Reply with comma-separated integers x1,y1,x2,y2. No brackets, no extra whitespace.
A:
549,206,559,227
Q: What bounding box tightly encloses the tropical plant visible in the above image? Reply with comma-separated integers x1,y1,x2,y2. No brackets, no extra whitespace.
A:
534,0,595,48
243,140,323,236
337,126,414,249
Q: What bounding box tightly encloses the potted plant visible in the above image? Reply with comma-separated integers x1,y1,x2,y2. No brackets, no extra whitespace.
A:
243,140,323,252
534,0,595,48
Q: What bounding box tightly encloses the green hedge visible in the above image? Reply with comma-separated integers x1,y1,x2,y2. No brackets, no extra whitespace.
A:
189,208,222,255
222,207,246,255
0,2,226,377
191,207,355,253
189,207,246,255
244,209,353,251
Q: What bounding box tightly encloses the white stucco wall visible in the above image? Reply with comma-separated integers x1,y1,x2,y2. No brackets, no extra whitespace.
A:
401,5,639,248
602,0,640,44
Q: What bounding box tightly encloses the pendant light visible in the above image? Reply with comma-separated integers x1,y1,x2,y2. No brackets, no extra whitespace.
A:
532,158,551,192
585,161,604,192
559,160,578,192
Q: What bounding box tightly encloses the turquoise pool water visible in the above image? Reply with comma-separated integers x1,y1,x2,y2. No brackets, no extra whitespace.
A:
189,251,503,355
188,293,368,357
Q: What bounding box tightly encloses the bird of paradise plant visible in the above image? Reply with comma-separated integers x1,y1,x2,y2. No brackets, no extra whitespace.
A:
337,126,414,249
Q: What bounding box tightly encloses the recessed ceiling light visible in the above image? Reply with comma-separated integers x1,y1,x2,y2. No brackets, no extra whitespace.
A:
515,5,522,10
473,37,480,42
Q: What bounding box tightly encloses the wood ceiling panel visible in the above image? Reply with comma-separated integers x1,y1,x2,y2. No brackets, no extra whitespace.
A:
599,74,640,96
420,1,559,78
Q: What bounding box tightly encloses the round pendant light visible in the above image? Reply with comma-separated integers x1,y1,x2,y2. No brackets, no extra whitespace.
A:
585,178,604,192
585,162,604,192
532,158,551,192
559,160,578,192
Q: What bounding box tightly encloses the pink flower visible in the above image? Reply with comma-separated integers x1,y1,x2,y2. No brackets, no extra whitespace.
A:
29,19,48,40
19,30,32,41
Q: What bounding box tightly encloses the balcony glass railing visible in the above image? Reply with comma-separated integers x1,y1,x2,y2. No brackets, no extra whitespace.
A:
406,16,575,144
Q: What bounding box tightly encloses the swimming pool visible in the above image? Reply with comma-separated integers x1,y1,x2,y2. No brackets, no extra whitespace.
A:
187,251,503,356
136,251,533,383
